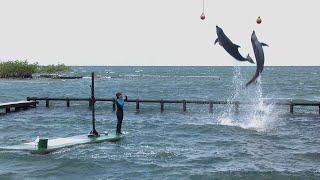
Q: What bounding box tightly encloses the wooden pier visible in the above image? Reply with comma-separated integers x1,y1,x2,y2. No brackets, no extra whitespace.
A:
26,97,320,114
26,97,240,113
0,101,37,113
1,98,319,115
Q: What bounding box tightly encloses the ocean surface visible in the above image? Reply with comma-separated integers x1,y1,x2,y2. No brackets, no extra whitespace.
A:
0,66,319,180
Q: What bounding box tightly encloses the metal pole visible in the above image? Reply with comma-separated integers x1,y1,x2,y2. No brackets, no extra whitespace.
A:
92,72,95,129
89,72,99,137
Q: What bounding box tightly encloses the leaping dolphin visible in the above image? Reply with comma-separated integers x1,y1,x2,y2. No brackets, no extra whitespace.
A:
215,25,254,64
246,31,269,87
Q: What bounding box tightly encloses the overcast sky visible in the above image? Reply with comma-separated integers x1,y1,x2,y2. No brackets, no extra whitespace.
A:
0,0,319,66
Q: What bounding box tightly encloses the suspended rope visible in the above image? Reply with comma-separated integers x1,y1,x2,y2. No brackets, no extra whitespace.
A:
203,0,205,13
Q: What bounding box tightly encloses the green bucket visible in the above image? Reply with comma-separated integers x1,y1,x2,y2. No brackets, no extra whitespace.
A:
37,139,48,150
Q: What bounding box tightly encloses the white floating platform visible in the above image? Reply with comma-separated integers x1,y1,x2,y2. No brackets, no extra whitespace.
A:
0,132,125,155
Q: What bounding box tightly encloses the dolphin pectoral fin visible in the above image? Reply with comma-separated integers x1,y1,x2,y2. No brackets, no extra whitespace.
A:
261,43,269,47
246,54,255,64
235,44,241,48
214,38,219,45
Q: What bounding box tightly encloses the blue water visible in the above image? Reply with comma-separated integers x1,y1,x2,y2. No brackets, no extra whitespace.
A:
0,66,320,179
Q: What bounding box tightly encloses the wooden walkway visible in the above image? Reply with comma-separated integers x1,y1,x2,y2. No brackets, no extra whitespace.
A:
0,101,37,113
27,97,240,112
1,98,319,114
26,97,320,114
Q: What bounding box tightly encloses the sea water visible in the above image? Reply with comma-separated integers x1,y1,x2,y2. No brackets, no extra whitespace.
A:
0,66,319,179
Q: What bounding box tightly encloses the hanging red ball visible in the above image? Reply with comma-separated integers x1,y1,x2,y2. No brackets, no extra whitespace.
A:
256,16,262,24
200,13,205,20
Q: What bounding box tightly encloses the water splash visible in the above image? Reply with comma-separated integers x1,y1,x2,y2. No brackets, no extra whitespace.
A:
217,66,276,132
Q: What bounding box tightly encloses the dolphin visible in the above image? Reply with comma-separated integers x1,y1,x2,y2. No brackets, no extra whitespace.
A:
214,25,254,64
246,31,269,87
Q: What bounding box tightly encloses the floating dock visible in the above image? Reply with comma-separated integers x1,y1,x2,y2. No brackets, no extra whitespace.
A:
0,101,37,113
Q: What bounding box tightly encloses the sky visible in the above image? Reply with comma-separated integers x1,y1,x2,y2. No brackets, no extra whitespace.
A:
0,0,319,66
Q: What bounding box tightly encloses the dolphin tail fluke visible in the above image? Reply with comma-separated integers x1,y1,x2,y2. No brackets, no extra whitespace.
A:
261,43,269,47
246,71,260,87
246,75,258,87
245,79,255,87
214,38,219,45
246,54,255,64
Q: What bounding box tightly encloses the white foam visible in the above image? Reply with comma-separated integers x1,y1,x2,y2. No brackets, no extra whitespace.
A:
217,66,277,132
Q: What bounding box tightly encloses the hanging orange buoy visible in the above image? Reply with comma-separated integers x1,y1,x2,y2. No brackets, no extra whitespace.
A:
200,13,205,20
256,16,262,24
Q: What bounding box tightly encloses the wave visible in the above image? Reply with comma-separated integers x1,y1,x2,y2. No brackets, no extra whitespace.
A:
82,76,111,79
118,75,220,79
190,170,320,179
0,172,15,180
294,152,320,161
81,75,220,79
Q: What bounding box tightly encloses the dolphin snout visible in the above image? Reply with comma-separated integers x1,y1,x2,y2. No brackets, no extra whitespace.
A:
216,25,221,33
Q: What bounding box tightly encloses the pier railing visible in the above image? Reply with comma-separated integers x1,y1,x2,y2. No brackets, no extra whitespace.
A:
26,97,320,114
26,97,239,112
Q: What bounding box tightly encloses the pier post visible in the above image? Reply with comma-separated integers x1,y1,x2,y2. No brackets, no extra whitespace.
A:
66,98,70,107
160,100,164,112
235,101,240,114
136,99,140,111
290,103,294,114
112,98,116,111
318,105,320,115
183,100,187,112
89,99,92,110
32,102,36,108
209,102,213,113
5,108,10,113
46,98,49,107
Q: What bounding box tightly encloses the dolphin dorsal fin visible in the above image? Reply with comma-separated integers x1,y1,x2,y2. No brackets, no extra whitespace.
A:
261,43,269,47
214,38,219,45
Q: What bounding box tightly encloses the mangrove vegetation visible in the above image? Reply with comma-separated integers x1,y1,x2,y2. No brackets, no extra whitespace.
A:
38,63,71,73
0,60,72,78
